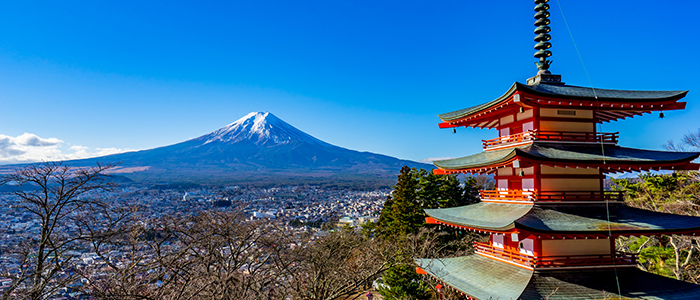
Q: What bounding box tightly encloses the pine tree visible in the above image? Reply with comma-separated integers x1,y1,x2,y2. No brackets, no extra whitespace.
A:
376,166,480,300
379,166,423,238
377,167,480,238
379,264,431,300
418,170,475,209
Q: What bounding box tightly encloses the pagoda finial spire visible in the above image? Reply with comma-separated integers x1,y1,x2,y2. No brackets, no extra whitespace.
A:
534,0,553,74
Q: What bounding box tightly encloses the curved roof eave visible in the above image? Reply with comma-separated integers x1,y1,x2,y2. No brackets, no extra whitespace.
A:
516,144,700,165
438,82,519,122
418,256,700,299
515,204,700,234
522,268,700,299
424,202,532,231
433,147,517,170
437,82,688,123
416,255,533,300
517,82,689,102
433,144,700,171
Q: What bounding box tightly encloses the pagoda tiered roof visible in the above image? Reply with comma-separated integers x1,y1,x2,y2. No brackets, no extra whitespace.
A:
433,143,700,174
438,82,688,128
415,255,532,300
426,203,700,236
424,202,529,232
416,255,700,299
522,82,688,102
418,0,700,297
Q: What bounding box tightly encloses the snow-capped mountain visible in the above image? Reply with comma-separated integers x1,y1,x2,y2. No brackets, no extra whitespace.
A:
54,112,429,185
196,112,327,147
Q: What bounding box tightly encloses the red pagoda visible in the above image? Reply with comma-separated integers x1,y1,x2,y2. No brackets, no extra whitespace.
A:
415,1,700,299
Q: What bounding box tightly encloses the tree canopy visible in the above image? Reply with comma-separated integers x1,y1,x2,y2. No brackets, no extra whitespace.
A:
374,166,481,300
376,166,479,239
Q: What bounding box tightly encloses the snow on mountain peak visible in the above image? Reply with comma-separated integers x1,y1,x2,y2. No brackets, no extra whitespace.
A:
196,112,328,146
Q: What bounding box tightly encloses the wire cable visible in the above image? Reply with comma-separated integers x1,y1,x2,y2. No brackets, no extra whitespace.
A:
555,1,621,298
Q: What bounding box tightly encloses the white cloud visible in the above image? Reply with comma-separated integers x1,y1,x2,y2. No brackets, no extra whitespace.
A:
0,133,132,165
64,146,128,160
15,133,62,147
420,157,454,163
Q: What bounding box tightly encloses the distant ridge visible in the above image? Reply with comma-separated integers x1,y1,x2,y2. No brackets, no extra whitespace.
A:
19,112,430,187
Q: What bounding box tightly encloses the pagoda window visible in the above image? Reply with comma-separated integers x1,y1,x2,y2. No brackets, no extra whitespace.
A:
519,238,535,256
492,234,505,249
522,178,535,191
497,179,508,190
522,121,534,132
499,127,510,137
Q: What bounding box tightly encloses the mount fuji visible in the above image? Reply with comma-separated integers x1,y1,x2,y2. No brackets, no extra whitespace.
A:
54,112,429,186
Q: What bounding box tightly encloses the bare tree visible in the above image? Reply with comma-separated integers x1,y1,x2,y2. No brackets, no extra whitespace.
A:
614,172,700,283
85,211,290,300
400,227,477,300
275,227,398,300
682,129,700,149
0,162,118,300
664,128,700,151
80,204,422,300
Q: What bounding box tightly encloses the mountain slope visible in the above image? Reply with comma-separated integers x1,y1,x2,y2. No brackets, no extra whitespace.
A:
63,112,429,185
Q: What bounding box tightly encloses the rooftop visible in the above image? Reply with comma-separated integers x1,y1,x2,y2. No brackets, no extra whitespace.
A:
438,82,688,126
417,255,700,300
426,202,700,235
433,143,700,174
416,255,532,299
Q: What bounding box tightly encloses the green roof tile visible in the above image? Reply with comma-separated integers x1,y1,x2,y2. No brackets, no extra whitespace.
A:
433,143,700,170
517,204,700,234
522,82,688,102
438,82,688,122
425,202,532,231
426,202,700,234
416,255,533,300
520,144,700,163
438,83,518,122
521,268,700,300
433,147,516,170
417,255,700,299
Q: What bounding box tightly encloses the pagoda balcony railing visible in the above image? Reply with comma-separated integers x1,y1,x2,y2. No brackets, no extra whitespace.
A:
534,251,638,268
482,130,619,150
475,242,638,269
480,190,624,203
475,242,533,267
480,189,536,202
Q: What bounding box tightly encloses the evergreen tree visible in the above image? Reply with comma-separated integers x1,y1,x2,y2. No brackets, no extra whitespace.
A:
613,171,700,281
379,264,431,300
377,166,480,238
418,170,478,209
375,166,480,300
379,166,423,238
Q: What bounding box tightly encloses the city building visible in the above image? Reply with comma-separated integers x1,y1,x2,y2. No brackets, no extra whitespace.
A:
415,1,700,299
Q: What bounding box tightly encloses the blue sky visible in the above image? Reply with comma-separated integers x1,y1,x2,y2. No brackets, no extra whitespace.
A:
1,0,699,164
